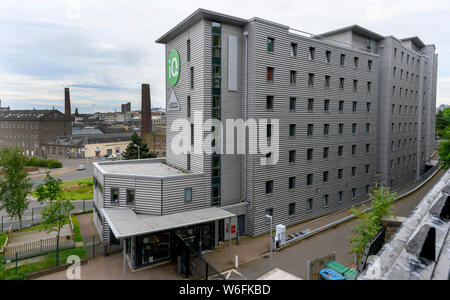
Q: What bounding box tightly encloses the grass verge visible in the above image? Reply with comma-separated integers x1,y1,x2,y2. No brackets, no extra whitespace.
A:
33,177,93,201
71,215,82,243
0,246,86,280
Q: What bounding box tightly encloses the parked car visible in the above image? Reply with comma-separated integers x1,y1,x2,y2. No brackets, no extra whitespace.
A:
108,154,118,160
77,165,85,171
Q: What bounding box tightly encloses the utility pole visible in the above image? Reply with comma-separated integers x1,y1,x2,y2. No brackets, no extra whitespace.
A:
265,215,273,272
134,144,140,160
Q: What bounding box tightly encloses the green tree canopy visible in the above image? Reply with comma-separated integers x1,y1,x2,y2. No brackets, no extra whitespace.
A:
438,141,450,170
41,198,75,265
35,173,63,203
122,133,156,160
349,183,396,261
0,148,33,230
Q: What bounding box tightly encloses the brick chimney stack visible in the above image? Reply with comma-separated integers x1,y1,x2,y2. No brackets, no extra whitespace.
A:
141,84,152,138
64,87,72,136
64,88,71,120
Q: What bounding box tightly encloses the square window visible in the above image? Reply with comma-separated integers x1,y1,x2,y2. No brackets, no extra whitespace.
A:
367,102,371,113
352,144,357,155
289,177,296,190
307,124,314,136
323,171,329,182
267,38,274,52
266,180,274,194
324,100,330,112
325,51,331,63
289,124,296,137
267,124,272,138
323,194,329,207
352,123,357,134
338,146,343,157
307,148,314,161
338,169,343,179
307,199,313,210
289,203,296,216
266,96,274,110
111,188,119,204
308,99,314,111
352,167,356,177
323,147,329,159
309,47,315,60
366,143,371,153
324,124,329,136
324,76,330,89
339,101,344,112
308,73,315,87
354,57,359,68
338,191,343,202
352,102,357,113
368,60,372,71
267,67,274,82
340,54,345,67
338,124,344,135
185,188,192,202
352,188,356,199
289,150,296,163
290,43,297,57
339,78,345,90
290,70,297,84
306,174,313,186
365,164,370,174
126,189,135,205
353,80,358,92
290,98,296,111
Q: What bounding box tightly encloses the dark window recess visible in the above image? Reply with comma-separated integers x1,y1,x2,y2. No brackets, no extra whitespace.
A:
111,188,119,204
126,190,135,205
187,40,191,61
419,227,436,262
266,181,274,194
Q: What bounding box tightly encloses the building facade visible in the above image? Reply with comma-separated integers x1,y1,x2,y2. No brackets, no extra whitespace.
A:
93,9,438,261
0,110,71,156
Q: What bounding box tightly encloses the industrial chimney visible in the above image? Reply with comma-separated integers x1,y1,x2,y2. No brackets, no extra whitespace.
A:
141,84,152,138
65,88,71,120
64,87,73,136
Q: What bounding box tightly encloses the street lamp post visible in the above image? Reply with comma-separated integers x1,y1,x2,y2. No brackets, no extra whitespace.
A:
134,144,140,160
265,215,273,272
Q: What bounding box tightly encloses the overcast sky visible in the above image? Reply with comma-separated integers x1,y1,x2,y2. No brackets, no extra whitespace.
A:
0,0,449,113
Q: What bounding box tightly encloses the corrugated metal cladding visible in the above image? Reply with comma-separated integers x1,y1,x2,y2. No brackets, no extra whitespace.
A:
245,19,380,236
166,19,206,174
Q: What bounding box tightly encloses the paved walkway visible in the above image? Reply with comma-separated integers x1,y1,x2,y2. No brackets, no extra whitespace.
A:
34,252,185,280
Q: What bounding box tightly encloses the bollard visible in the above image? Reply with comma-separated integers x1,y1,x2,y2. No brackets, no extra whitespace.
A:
31,208,34,225
235,255,239,269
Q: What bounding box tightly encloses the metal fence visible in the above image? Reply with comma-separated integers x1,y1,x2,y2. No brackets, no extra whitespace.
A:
1,199,93,234
357,227,386,274
2,235,75,263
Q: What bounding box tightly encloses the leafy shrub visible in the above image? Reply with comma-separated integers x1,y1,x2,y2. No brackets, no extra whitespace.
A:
26,157,62,169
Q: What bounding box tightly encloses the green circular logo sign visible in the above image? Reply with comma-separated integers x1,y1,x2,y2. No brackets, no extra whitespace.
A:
167,49,180,86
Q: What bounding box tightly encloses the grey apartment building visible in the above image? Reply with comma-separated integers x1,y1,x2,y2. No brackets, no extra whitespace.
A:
93,9,438,269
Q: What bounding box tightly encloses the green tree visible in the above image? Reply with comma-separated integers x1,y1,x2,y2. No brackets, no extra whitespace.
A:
122,133,156,160
0,148,33,230
349,183,396,262
35,173,63,203
41,198,75,266
438,141,450,170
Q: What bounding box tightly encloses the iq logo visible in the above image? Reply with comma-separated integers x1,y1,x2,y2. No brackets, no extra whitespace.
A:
168,49,180,86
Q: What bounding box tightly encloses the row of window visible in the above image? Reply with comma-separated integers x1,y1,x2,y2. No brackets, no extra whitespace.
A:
391,103,420,116
393,67,422,83
0,122,40,129
268,68,373,92
282,143,372,163
267,97,372,113
390,155,417,169
281,123,373,138
266,167,373,194
391,122,419,133
264,185,372,219
267,38,373,71
393,48,421,69
392,85,423,100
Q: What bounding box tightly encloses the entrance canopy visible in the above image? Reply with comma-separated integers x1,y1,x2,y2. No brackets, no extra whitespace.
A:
101,207,235,239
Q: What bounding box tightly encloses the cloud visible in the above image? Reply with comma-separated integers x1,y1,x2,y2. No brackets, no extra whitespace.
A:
0,0,449,112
